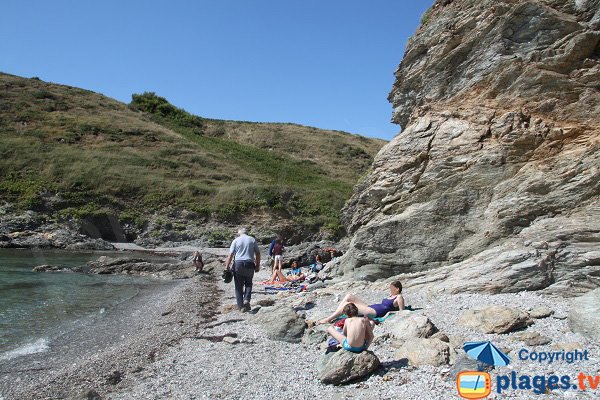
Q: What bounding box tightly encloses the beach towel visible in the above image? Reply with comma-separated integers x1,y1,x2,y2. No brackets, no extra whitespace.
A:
264,284,308,294
332,312,397,324
256,280,286,285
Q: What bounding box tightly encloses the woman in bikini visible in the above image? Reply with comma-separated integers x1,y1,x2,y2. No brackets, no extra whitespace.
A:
318,280,404,324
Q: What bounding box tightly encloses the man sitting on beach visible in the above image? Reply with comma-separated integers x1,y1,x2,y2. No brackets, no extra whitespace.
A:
327,303,374,353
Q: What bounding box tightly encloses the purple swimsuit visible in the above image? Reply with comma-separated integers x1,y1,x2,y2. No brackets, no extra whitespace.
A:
369,297,398,317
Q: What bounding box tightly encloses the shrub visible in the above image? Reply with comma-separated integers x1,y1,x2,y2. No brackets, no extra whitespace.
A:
207,229,234,247
420,8,432,26
129,92,203,133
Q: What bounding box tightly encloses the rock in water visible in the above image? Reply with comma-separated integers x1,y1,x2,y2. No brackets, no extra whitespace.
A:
336,0,600,295
249,306,306,343
458,305,532,334
568,289,600,342
316,350,380,385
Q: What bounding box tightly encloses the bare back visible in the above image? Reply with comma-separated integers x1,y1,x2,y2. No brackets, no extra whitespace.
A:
343,317,372,348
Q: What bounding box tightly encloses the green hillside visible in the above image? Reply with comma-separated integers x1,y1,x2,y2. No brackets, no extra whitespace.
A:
0,73,385,239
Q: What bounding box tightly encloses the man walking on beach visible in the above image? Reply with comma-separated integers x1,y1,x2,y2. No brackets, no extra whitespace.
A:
225,227,260,312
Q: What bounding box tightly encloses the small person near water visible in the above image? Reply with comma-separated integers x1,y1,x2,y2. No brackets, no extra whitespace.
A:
327,303,374,353
192,251,204,273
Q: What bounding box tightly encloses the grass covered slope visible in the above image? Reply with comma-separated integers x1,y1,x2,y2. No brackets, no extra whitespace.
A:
0,73,385,238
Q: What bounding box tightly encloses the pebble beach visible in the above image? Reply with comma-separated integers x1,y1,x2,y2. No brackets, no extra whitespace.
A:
2,256,599,400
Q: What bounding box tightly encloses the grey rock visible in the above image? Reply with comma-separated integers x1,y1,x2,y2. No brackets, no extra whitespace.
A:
551,342,584,352
222,336,241,345
70,389,102,400
511,331,552,346
255,298,276,307
430,332,450,343
33,265,81,273
458,305,533,334
371,333,391,346
568,288,600,342
529,306,555,319
302,326,328,346
396,338,450,366
390,311,437,341
336,0,600,294
449,354,493,381
85,256,188,278
106,370,122,385
250,306,306,343
316,350,380,385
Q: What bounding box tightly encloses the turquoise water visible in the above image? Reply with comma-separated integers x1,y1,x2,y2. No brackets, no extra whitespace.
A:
0,249,169,360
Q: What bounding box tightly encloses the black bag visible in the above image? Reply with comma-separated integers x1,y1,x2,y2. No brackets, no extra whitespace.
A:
222,269,233,283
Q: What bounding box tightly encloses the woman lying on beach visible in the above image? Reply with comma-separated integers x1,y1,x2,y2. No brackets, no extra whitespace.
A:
327,302,374,353
318,280,404,324
269,268,305,283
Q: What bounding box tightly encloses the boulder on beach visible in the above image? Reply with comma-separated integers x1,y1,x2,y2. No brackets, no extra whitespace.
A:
568,288,600,342
529,306,554,319
316,350,380,385
511,331,551,346
449,354,493,381
458,305,532,334
302,326,328,346
250,306,306,343
390,311,437,341
396,338,450,367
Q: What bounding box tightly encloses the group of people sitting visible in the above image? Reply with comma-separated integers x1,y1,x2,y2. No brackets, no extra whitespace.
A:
318,280,404,353
265,238,340,285
228,234,404,354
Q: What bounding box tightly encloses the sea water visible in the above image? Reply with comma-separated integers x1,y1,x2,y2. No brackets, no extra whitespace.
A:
0,248,169,360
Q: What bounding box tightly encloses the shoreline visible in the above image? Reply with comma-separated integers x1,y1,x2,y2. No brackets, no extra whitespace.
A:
0,268,221,400
2,248,599,399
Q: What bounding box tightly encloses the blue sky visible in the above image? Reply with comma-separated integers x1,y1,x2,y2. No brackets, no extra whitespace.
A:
0,1,433,140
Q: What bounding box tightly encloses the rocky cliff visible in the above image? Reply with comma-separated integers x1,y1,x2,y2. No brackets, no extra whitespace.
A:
339,0,600,295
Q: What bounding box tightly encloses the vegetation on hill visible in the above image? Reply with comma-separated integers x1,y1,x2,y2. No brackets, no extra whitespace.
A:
0,73,385,239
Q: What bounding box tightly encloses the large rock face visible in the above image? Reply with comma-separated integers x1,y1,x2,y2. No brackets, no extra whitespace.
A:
339,0,600,294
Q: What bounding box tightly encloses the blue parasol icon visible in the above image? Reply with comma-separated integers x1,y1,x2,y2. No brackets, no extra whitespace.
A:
463,341,511,366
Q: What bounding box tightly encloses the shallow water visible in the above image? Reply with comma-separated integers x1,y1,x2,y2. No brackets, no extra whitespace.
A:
0,248,171,360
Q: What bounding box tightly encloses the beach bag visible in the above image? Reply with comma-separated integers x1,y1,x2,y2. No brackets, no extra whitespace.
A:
222,269,233,283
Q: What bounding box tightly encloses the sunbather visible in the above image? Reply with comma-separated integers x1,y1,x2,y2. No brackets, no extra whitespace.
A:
269,268,305,283
318,280,404,324
327,303,374,353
